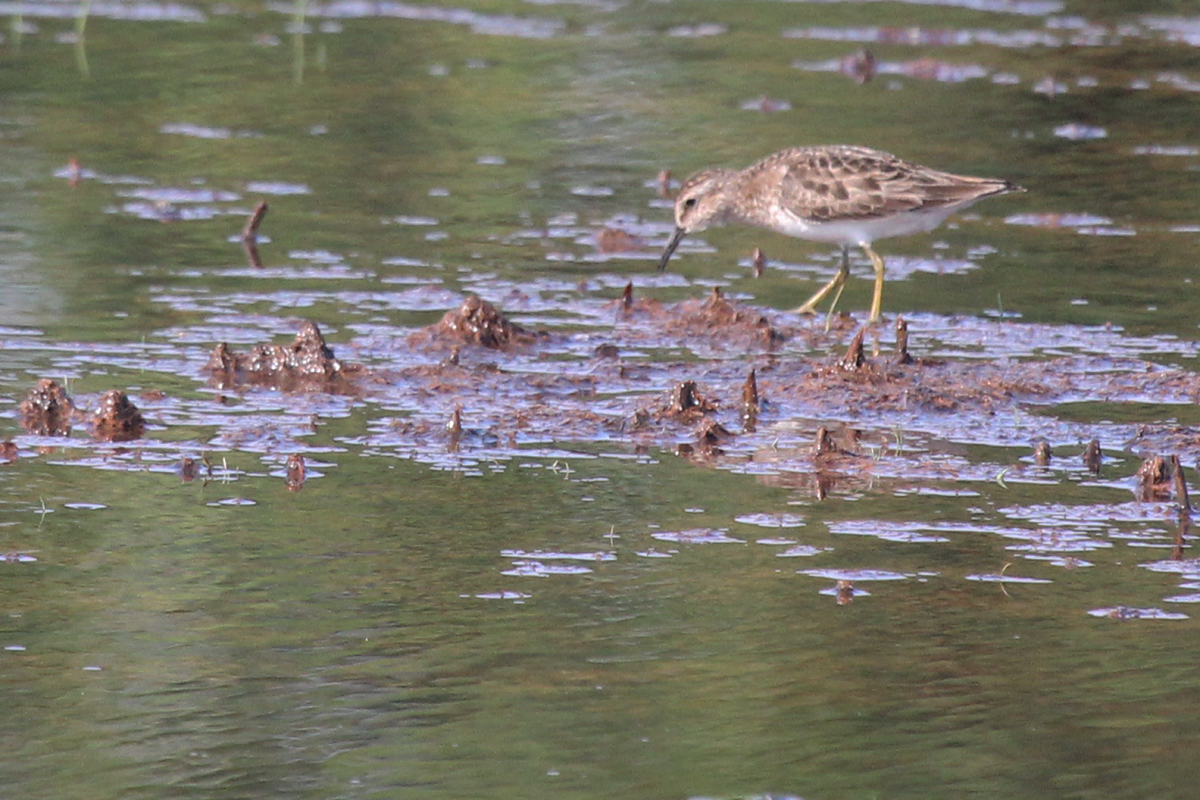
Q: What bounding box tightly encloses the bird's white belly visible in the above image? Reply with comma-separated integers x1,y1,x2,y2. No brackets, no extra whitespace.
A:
772,204,966,246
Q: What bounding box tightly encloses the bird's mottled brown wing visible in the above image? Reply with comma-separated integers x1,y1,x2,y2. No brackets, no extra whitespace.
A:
768,146,1005,223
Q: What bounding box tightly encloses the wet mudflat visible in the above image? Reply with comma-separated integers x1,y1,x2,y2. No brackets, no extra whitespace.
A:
6,2,1200,799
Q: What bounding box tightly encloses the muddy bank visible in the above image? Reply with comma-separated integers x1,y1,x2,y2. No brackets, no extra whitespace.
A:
7,293,1200,500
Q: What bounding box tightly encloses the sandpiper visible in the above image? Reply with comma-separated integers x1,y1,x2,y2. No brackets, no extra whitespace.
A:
657,145,1023,324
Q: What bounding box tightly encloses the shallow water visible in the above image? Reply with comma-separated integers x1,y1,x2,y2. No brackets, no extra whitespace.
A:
6,1,1200,798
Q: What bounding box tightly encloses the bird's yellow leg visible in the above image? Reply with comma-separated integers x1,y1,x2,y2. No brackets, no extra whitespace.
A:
794,247,849,317
864,243,886,324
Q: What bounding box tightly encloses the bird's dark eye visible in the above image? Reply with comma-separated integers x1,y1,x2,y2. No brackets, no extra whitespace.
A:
683,197,698,209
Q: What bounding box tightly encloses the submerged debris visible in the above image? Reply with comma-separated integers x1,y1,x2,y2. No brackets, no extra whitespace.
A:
207,320,358,391
91,390,145,443
411,295,539,350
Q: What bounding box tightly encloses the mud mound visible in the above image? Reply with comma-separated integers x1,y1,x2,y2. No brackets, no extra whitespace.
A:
410,295,541,350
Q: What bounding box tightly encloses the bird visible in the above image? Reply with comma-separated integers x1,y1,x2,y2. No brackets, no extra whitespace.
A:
656,145,1024,324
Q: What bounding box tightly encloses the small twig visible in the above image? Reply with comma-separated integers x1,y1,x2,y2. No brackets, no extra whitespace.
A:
1172,454,1191,513
241,200,269,241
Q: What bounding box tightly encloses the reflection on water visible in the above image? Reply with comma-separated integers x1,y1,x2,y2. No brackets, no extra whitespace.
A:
6,1,1200,798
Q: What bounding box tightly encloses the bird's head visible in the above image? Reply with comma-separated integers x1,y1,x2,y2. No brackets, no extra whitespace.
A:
657,168,734,272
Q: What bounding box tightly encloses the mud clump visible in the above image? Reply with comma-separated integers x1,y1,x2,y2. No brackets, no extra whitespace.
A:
92,390,145,442
207,321,360,391
664,380,718,424
594,228,645,253
411,295,540,351
1136,455,1173,502
20,379,77,436
663,287,787,349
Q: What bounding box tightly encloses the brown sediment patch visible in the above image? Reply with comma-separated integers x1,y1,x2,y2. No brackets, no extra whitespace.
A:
784,340,1058,416
409,295,542,351
91,390,145,443
20,379,78,436
206,320,362,392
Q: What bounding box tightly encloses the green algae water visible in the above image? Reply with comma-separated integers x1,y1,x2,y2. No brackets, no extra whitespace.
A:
6,2,1200,799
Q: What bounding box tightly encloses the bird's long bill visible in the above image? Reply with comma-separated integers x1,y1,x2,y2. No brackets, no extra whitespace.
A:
657,227,688,272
